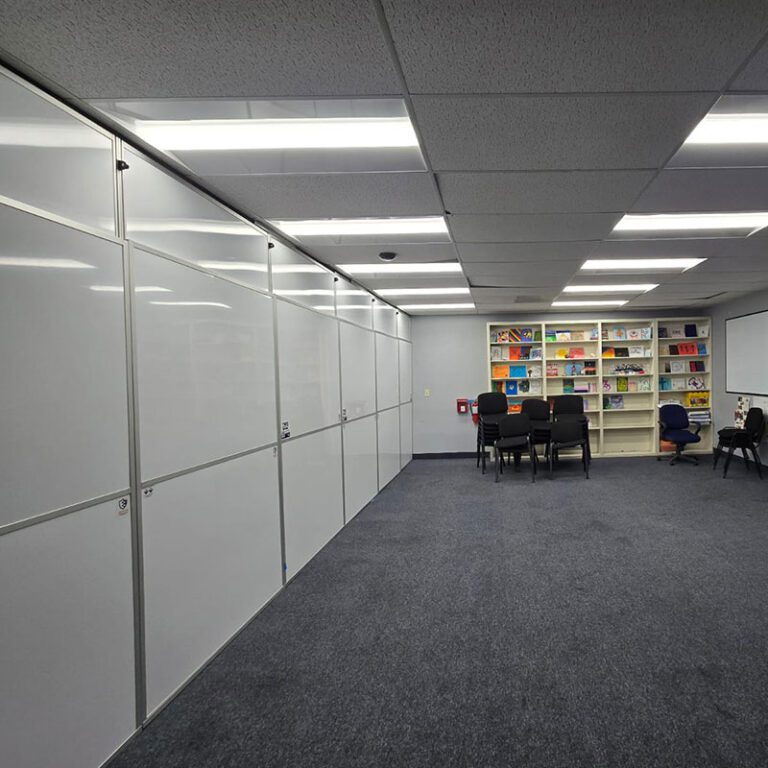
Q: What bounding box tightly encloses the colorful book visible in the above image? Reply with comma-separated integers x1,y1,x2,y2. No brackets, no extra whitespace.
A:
505,380,518,395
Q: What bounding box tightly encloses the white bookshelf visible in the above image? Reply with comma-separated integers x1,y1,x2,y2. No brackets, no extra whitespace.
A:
486,317,712,459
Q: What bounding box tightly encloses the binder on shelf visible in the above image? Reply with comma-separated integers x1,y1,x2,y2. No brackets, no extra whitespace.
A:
492,364,509,379
505,380,518,395
509,364,528,378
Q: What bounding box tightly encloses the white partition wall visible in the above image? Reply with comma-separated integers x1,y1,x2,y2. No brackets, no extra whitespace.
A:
142,449,281,714
341,322,377,420
342,415,379,520
277,299,341,437
0,500,136,768
376,332,400,411
377,407,401,490
281,427,344,579
400,403,413,468
0,67,412,768
132,247,277,480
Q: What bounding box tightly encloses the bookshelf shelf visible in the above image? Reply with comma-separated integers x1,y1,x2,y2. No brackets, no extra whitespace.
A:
487,317,712,458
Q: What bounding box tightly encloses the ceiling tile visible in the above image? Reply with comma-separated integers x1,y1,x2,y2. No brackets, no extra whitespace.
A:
307,243,458,265
632,168,768,213
462,259,582,287
205,173,442,219
412,94,715,171
450,213,622,243
438,170,654,214
729,39,768,91
458,242,595,263
0,0,400,97
382,0,768,93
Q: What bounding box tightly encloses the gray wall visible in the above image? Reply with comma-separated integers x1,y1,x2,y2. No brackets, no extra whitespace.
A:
412,310,694,455
710,287,768,463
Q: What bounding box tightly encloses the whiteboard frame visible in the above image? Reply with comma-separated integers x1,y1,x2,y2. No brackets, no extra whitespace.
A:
726,308,768,396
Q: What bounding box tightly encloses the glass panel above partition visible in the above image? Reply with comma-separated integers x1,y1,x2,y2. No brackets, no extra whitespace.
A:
270,241,335,313
122,149,269,292
0,72,115,233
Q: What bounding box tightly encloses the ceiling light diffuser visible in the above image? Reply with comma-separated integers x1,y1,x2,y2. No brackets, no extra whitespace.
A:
89,285,171,293
613,213,768,236
135,117,419,151
552,300,628,307
0,257,95,269
562,284,657,294
375,287,471,297
685,113,768,144
581,258,705,272
339,263,463,275
397,303,475,310
273,217,448,237
150,301,231,309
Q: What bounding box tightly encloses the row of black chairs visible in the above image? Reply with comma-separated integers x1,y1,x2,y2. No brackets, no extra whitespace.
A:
475,393,590,482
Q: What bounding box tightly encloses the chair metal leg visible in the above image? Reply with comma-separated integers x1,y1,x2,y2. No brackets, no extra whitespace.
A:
583,443,589,479
713,444,722,469
549,444,554,478
741,446,750,470
530,443,536,483
494,443,500,482
723,444,736,477
752,447,764,479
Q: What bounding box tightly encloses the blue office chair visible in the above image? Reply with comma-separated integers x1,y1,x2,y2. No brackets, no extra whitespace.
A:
658,403,701,465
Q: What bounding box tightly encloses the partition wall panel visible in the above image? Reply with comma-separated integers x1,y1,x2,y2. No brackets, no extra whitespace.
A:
398,339,413,404
341,321,377,420
373,301,398,336
123,150,269,292
336,275,373,328
281,427,344,579
342,415,379,520
132,247,277,480
277,299,341,438
400,403,413,468
141,449,282,714
0,72,115,234
375,332,400,411
397,312,412,341
0,500,136,768
0,204,129,529
271,240,335,310
377,407,401,490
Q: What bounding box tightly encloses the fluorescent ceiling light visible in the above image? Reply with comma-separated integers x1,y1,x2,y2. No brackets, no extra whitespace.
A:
89,285,171,293
581,258,705,272
552,300,628,307
128,219,258,235
336,289,368,296
376,287,471,297
339,263,463,275
397,303,475,310
311,305,336,312
685,113,768,145
613,213,768,235
274,289,334,296
150,301,231,309
135,117,419,151
0,257,95,269
562,284,658,294
273,217,448,237
198,261,268,272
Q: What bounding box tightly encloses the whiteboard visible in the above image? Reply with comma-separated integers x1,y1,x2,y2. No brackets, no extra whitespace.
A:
342,415,378,520
133,248,277,481
124,150,269,292
340,322,376,419
373,301,398,335
142,449,281,714
400,403,413,468
0,73,116,234
271,241,335,312
375,333,400,411
277,299,341,437
0,204,129,529
727,310,768,395
281,427,344,579
399,340,413,403
336,275,373,328
377,408,401,489
0,499,136,768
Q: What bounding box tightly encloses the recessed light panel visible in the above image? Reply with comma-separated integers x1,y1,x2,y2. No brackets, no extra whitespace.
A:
272,217,448,238
339,263,463,275
397,303,475,310
685,113,768,145
552,300,628,307
612,213,768,239
375,287,470,297
580,258,705,273
562,284,657,294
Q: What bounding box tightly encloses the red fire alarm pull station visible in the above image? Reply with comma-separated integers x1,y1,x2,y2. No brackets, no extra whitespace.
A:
456,398,469,414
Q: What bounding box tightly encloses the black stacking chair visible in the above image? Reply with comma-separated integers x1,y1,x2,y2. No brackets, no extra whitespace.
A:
494,414,535,483
552,395,591,462
658,404,701,465
713,407,765,479
548,420,589,479
476,391,508,474
521,398,551,468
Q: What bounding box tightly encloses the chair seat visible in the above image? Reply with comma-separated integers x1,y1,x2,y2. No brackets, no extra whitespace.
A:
552,439,585,450
496,435,529,451
662,428,701,444
717,427,748,444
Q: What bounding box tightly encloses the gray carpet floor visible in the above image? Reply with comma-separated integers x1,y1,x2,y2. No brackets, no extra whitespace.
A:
109,457,768,768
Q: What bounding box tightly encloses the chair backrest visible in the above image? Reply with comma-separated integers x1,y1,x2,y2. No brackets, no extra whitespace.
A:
499,413,531,438
477,391,508,415
521,398,550,422
552,395,584,417
744,407,766,442
659,403,689,430
550,419,583,443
